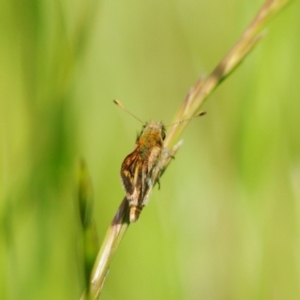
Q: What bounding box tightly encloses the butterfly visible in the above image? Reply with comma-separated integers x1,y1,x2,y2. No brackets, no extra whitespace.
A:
120,120,167,222
114,99,205,222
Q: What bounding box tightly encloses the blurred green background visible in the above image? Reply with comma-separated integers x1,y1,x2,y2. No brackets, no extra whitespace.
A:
1,0,300,299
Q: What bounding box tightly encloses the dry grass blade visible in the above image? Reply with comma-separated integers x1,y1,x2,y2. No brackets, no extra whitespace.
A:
86,0,292,298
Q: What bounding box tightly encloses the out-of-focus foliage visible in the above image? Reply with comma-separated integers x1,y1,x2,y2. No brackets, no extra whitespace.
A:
1,0,299,299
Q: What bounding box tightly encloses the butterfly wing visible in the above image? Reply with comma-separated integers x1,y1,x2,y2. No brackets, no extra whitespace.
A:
120,145,163,222
140,146,162,206
120,147,143,205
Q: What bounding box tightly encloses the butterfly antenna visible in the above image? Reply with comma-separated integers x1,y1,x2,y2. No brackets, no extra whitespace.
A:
113,99,144,124
166,111,206,127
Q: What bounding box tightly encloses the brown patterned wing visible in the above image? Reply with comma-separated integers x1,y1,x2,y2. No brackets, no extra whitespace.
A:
120,147,143,204
120,145,163,222
139,146,162,206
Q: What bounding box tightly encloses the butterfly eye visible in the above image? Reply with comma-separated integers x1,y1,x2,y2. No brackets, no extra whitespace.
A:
161,131,166,140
